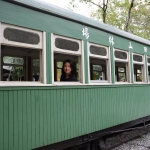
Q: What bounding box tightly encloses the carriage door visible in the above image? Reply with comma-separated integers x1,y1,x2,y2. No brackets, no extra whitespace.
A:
0,23,46,83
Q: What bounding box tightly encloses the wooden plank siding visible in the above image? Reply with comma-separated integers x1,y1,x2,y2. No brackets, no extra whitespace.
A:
0,85,150,150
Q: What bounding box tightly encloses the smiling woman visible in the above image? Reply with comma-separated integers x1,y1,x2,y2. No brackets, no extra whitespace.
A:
60,59,77,81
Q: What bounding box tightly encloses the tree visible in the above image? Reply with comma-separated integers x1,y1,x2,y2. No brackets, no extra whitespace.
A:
69,0,150,40
69,0,109,23
130,1,150,39
125,0,134,32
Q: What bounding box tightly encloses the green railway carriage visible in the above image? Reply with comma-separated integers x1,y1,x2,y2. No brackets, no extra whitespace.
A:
0,0,150,149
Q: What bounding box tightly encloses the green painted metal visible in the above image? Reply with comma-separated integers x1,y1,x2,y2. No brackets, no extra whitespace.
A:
84,42,89,84
6,0,150,46
130,51,134,83
145,55,148,83
110,46,115,83
46,33,51,84
1,85,150,150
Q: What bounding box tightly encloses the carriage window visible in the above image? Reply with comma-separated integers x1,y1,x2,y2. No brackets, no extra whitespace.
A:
115,51,127,60
89,43,110,83
53,35,82,83
4,28,40,44
90,45,107,56
1,45,40,82
133,53,144,82
133,54,142,62
90,59,107,81
55,38,79,51
3,56,24,65
147,57,150,82
0,23,44,83
147,58,150,64
114,50,129,82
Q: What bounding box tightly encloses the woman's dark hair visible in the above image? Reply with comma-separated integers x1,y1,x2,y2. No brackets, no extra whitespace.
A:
61,59,76,77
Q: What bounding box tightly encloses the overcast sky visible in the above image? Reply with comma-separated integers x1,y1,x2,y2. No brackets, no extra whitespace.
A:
36,0,97,17
38,0,69,8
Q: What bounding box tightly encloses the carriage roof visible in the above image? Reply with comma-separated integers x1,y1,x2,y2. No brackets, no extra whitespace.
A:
6,0,150,45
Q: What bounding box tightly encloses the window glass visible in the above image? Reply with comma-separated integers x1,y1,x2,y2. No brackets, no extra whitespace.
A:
115,51,127,59
90,45,107,56
33,59,40,81
4,28,40,44
55,38,79,51
133,54,142,62
147,57,150,64
3,56,24,65
93,65,102,72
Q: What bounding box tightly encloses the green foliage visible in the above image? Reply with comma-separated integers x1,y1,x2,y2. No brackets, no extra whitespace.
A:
33,59,40,75
130,2,150,39
12,66,24,81
69,0,150,40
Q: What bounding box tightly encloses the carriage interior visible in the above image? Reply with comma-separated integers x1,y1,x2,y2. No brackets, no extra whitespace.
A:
1,45,40,81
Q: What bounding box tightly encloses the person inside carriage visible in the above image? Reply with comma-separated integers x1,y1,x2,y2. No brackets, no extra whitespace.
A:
60,59,77,81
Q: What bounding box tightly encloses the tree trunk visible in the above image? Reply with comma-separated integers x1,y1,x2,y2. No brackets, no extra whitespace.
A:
125,0,134,32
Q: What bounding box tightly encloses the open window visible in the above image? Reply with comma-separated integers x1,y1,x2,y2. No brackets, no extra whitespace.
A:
0,23,45,84
133,53,145,83
2,46,40,81
147,56,150,82
88,43,110,83
114,49,129,83
52,34,83,84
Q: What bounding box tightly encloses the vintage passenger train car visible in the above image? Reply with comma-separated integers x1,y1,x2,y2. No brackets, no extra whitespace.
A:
0,0,150,149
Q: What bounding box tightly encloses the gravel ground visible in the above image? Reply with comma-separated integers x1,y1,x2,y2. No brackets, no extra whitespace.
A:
104,126,150,150
112,132,150,150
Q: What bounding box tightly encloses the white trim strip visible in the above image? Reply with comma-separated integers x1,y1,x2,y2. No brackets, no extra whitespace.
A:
87,42,90,84
81,40,85,84
108,46,112,83
43,32,46,84
51,33,54,84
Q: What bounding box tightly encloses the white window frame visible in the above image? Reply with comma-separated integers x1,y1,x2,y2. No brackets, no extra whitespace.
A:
147,56,150,83
114,49,130,84
1,23,43,49
88,42,111,85
132,53,145,83
0,22,46,85
52,34,84,85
